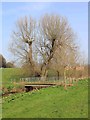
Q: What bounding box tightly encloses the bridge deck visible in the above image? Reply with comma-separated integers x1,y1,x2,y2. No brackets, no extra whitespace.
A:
25,83,56,92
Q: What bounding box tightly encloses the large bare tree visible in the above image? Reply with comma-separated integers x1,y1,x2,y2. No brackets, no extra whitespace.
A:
36,14,78,80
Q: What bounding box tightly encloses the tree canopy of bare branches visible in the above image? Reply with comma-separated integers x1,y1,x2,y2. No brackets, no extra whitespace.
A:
36,14,78,79
9,16,36,73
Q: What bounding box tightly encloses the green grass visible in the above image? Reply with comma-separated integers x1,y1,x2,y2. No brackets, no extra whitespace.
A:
0,68,32,87
2,79,88,118
1,68,21,82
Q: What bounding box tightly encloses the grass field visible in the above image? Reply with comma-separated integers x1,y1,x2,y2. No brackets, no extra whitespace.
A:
2,79,88,118
1,68,32,87
1,68,21,85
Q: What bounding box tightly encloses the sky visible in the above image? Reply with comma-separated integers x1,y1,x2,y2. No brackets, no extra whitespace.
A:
0,2,88,62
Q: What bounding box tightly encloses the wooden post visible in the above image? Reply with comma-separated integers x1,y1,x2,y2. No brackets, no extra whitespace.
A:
64,69,67,89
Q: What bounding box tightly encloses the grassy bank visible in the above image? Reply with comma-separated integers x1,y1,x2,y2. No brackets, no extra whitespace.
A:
1,68,31,86
2,79,88,118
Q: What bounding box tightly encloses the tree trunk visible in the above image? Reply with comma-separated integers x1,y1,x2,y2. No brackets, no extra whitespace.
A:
64,70,66,84
28,42,36,74
40,40,56,81
57,70,60,80
40,64,48,81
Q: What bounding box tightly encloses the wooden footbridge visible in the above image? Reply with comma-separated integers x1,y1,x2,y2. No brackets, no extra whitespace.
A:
25,83,56,92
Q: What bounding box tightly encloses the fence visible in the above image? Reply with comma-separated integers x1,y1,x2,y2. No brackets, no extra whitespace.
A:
10,76,64,83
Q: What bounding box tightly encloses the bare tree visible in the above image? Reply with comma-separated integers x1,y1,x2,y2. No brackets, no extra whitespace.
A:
36,14,78,80
9,16,36,74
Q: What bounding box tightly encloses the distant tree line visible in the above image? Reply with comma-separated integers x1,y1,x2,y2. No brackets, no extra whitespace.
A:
0,54,15,68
